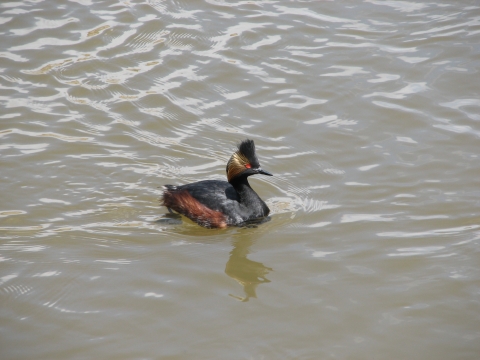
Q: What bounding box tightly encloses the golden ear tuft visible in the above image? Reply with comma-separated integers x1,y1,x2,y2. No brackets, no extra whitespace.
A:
227,150,249,182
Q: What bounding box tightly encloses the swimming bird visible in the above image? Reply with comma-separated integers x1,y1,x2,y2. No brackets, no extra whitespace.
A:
161,139,272,228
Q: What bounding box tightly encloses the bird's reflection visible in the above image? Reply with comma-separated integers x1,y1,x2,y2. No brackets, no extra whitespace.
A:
225,237,273,302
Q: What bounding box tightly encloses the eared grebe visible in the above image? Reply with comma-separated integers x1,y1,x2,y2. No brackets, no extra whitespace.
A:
161,139,272,228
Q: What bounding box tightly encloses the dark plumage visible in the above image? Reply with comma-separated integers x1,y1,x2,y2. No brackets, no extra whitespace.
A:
161,139,272,228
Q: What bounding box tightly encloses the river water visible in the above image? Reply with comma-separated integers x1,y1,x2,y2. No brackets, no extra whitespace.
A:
1,1,479,359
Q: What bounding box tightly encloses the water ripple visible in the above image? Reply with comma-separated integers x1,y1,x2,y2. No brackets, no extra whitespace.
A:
378,225,480,238
2,1,480,356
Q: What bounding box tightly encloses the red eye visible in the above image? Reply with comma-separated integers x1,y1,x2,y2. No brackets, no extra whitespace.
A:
245,163,251,169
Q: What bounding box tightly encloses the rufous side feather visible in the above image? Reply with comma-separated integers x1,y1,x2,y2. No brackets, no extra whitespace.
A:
162,188,227,228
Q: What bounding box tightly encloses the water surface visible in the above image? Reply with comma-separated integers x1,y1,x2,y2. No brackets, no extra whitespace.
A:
1,1,480,359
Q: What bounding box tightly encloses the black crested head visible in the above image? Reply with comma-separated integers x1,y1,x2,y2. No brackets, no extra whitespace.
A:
226,139,272,182
237,139,259,167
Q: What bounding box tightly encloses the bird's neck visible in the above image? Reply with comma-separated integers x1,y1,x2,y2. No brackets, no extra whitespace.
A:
230,177,264,208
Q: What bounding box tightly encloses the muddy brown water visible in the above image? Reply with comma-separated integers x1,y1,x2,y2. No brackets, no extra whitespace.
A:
1,1,479,359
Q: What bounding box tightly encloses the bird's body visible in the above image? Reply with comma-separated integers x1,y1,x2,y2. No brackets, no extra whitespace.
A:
161,139,272,228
